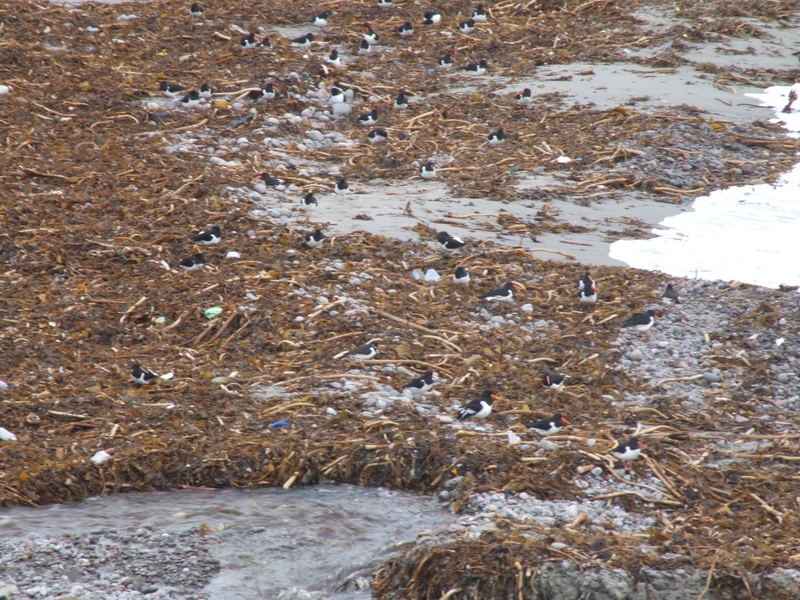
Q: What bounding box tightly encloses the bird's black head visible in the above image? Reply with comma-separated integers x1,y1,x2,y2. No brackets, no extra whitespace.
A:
210,226,221,236
437,231,451,243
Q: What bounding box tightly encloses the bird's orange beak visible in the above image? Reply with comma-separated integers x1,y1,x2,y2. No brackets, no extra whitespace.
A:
562,416,571,424
593,285,599,292
490,393,502,402
639,441,648,448
512,282,525,291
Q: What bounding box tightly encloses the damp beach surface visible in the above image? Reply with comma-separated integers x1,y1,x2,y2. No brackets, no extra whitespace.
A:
2,0,800,598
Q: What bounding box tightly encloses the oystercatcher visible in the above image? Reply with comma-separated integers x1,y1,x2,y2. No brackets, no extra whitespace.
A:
199,83,213,99
457,389,499,420
358,109,378,125
437,231,466,251
334,178,350,193
459,19,475,33
438,54,454,68
622,309,656,331
528,413,570,436
240,32,257,49
393,92,409,110
189,3,203,16
515,88,533,102
259,173,284,186
488,129,505,144
403,370,439,395
464,59,487,74
610,437,647,472
160,81,186,97
302,192,318,206
329,87,346,104
248,83,276,101
324,49,342,67
131,363,159,385
483,281,523,303
471,4,488,22
423,11,442,25
180,90,201,107
420,161,437,178
363,23,379,44
453,266,470,285
662,283,681,304
397,22,414,37
314,11,331,27
291,33,315,47
541,370,567,391
358,39,372,54
347,342,378,360
193,225,221,245
579,275,599,304
305,229,324,248
368,128,388,143
179,252,206,271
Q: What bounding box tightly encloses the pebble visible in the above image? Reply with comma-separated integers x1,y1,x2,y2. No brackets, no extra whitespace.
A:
0,85,10,95
628,348,644,361
520,303,533,312
0,380,7,391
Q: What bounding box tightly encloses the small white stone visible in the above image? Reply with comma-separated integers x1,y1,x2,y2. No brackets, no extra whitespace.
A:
326,407,338,416
520,303,533,312
331,103,352,116
225,251,241,259
0,85,10,95
90,450,112,464
437,415,454,424
0,427,17,441
0,379,8,391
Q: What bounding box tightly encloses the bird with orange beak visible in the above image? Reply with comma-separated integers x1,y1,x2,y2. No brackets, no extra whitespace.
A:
457,390,501,420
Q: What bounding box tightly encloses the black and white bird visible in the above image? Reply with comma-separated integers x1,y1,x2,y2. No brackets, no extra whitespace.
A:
193,225,221,245
302,192,318,206
358,39,372,54
334,178,350,194
457,389,499,420
358,109,378,125
528,413,571,436
403,370,439,395
397,22,414,37
393,92,409,109
464,59,487,74
471,4,488,22
314,11,331,27
488,128,505,144
131,363,159,385
662,283,681,304
160,81,186,97
305,229,324,248
179,252,206,271
420,161,437,179
438,54,454,68
257,37,273,48
248,84,276,101
423,11,442,25
483,281,523,303
515,88,532,103
453,266,470,285
189,3,203,16
347,342,378,361
362,23,379,44
459,18,475,33
541,370,567,391
240,32,257,49
180,90,201,107
622,309,657,332
291,33,315,47
199,83,213,99
368,128,388,143
437,231,466,251
259,172,284,186
610,437,647,471
324,49,342,67
579,274,599,304
329,87,346,104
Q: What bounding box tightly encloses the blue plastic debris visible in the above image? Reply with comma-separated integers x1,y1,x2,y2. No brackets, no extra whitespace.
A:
270,420,290,428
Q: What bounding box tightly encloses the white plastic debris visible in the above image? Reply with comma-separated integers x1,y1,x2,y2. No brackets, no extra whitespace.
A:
555,155,573,163
0,379,8,391
423,268,440,282
0,427,17,442
775,337,785,346
90,450,112,464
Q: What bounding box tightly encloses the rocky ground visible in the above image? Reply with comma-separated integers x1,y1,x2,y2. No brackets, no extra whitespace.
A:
1,0,799,598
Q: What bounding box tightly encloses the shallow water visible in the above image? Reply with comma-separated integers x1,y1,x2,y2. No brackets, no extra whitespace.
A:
0,484,455,599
